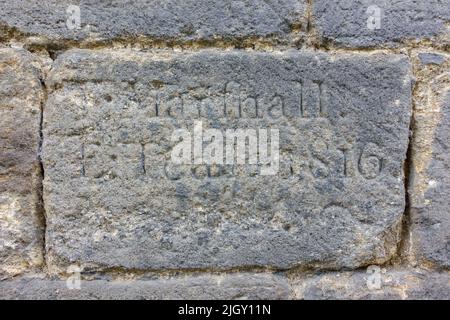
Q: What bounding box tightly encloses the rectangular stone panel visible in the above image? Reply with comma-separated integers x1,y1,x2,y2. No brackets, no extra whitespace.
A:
409,51,450,268
0,0,308,42
0,273,290,300
43,49,412,271
290,269,450,300
0,48,44,277
313,0,450,48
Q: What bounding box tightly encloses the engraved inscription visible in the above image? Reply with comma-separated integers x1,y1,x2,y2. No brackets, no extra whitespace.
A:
43,50,411,270
77,141,385,180
128,80,329,120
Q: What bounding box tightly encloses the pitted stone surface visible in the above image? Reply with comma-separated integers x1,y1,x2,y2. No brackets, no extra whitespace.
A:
0,273,290,300
43,49,412,271
0,0,308,42
410,51,450,268
313,0,450,47
0,48,44,278
290,269,450,300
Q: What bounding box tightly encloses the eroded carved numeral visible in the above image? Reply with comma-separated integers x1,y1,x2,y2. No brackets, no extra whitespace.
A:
358,143,384,179
301,81,327,118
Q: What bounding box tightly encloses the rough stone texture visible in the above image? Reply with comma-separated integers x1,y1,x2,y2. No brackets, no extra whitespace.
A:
409,51,450,269
0,0,308,42
2,269,447,300
42,49,411,272
290,268,450,300
313,0,450,48
0,273,289,300
0,48,44,278
2,0,450,301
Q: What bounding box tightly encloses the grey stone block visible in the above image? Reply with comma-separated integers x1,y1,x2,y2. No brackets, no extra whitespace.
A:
418,53,446,66
0,273,289,300
0,48,45,278
313,0,450,47
409,51,450,268
43,49,412,271
0,0,308,42
290,268,450,300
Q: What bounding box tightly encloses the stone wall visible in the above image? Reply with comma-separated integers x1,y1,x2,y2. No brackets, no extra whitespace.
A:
0,0,449,299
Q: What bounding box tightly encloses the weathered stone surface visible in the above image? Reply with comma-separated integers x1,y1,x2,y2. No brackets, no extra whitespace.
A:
2,269,447,300
0,273,289,300
43,49,412,271
409,51,450,268
313,0,450,47
0,48,44,278
290,268,450,300
0,0,307,42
